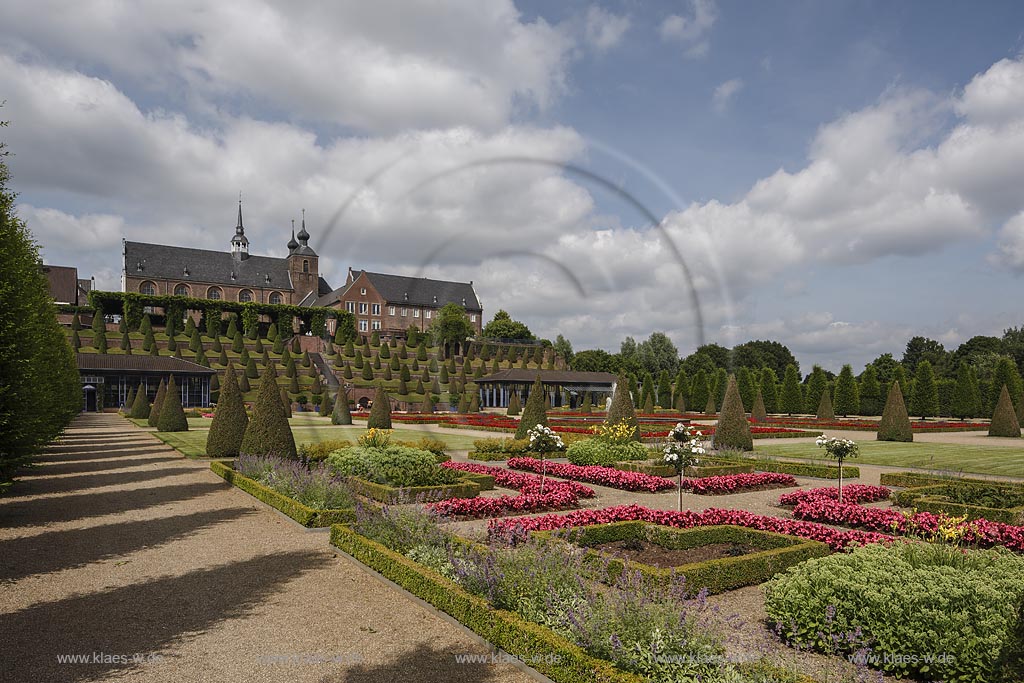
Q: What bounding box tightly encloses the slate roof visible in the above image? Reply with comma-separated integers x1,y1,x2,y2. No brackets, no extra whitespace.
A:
43,265,80,304
477,369,617,384
76,353,216,375
124,241,294,291
335,270,482,310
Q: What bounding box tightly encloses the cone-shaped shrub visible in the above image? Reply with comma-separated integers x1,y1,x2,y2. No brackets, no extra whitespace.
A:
129,382,149,419
142,328,155,352
253,337,263,353
232,331,244,353
400,364,411,382
439,366,449,384
379,344,390,359
280,387,292,418
515,376,549,439
642,393,654,414
206,365,247,457
603,372,640,441
469,392,479,412
417,345,427,361
319,393,333,416
398,377,408,395
332,389,353,425
289,374,300,393
362,364,374,381
71,329,81,350
833,364,860,417
383,367,393,381
422,391,434,413
301,350,311,367
690,370,710,414
506,391,521,416
273,336,284,354
780,364,803,416
989,384,1021,437
219,348,229,366
239,373,251,393
816,390,835,421
225,317,238,339
704,394,716,415
370,331,380,347
457,392,470,414
166,334,177,352
581,392,592,414
149,342,159,356
877,381,913,442
245,358,258,379
212,335,222,353
189,328,202,353
139,314,152,336
124,386,136,412
157,376,188,432
173,347,182,359
95,329,107,353
147,379,167,427
367,384,392,429
751,389,768,422
240,364,296,459
291,337,300,354
760,367,779,414
120,330,131,352
415,379,425,394
343,363,353,380
713,375,752,451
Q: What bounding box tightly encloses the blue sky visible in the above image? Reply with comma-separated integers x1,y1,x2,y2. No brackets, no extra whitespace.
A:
2,1,1024,373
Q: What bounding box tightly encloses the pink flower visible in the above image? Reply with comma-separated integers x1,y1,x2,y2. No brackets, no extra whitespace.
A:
507,457,675,492
779,485,891,506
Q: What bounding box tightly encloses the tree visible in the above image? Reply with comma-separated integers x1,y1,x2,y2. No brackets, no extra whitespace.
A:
129,383,150,419
730,340,800,379
804,366,828,414
604,372,640,441
571,349,619,373
951,361,977,420
833,365,860,417
482,309,533,340
332,389,352,425
816,390,835,421
877,381,913,442
858,365,882,416
690,370,710,415
780,364,803,416
989,384,1021,437
672,368,689,412
736,366,755,412
240,364,297,458
989,357,1023,412
656,369,672,407
642,392,654,414
506,391,521,416
515,376,549,439
430,302,475,358
759,367,779,414
713,375,753,451
157,375,189,432
553,334,573,366
713,368,728,410
147,379,167,427
367,384,392,429
910,360,939,419
751,389,768,422
636,332,680,375
902,336,949,376
681,343,730,376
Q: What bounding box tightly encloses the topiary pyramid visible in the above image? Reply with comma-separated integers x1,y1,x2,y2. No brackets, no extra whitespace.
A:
604,372,640,441
367,384,393,429
816,390,835,421
713,375,753,451
515,376,549,440
206,364,248,457
147,379,167,427
157,375,189,432
280,387,292,418
241,364,297,459
332,389,353,425
124,385,136,413
580,392,592,414
129,382,149,419
506,391,521,416
751,389,767,422
989,384,1021,437
877,381,913,442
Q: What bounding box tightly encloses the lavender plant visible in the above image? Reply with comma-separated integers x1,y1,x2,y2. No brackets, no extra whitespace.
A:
235,453,355,510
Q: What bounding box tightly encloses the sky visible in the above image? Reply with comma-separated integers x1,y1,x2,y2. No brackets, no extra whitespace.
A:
3,0,1024,373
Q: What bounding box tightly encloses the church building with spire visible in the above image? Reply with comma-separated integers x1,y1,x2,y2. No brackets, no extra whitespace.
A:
121,201,332,306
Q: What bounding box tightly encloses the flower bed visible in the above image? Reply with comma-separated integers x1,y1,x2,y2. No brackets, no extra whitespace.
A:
791,498,1024,552
778,485,891,506
684,472,796,495
428,461,594,518
507,457,675,492
614,460,755,478
488,504,892,551
711,455,859,480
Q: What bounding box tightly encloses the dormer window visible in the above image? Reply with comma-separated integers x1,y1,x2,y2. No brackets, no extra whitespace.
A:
432,295,438,304
265,274,271,284
183,267,190,277
136,262,144,272
231,273,237,281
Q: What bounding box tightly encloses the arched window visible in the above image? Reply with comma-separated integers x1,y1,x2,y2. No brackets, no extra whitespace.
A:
269,292,283,305
174,284,190,297
302,260,309,273
207,286,222,300
139,281,157,295
239,289,254,303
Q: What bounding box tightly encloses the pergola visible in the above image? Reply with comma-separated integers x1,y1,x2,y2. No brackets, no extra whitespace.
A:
475,369,617,409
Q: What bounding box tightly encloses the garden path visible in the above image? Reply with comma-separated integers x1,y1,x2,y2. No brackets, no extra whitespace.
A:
0,413,540,683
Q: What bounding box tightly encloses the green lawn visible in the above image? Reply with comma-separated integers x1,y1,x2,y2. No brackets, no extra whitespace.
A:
755,440,1024,477
150,423,484,458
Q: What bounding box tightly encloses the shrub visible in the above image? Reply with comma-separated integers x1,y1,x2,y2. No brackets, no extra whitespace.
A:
764,542,1024,682
367,384,392,429
472,438,530,455
128,382,150,419
328,445,460,487
234,454,355,510
751,389,768,422
604,372,640,441
156,375,189,432
280,387,292,418
514,376,548,439
990,384,1021,437
206,363,248,457
877,380,913,442
147,378,167,427
815,389,835,421
297,439,353,463
565,438,649,466
713,375,752,451
779,364,803,416
506,392,521,416
241,363,297,459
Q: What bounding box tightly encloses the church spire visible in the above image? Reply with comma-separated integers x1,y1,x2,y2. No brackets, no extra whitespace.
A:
297,207,310,245
231,194,249,259
287,219,299,252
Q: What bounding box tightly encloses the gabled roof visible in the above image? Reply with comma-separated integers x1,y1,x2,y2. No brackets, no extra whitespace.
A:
124,241,294,291
76,353,216,375
344,270,482,310
478,369,617,384
43,265,80,304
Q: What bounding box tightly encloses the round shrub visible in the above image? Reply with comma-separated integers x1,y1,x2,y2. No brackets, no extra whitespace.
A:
764,542,1024,682
566,438,649,466
327,446,460,487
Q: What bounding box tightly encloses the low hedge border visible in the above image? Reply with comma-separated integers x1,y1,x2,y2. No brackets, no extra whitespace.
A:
879,471,1022,488
346,475,481,504
330,524,813,683
715,455,858,479
458,471,496,491
613,461,754,478
210,460,356,527
466,451,508,462
751,430,825,439
895,484,1024,525
538,521,830,595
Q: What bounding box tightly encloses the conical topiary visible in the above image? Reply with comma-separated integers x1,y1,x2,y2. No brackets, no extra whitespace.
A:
877,381,913,442
515,376,550,439
422,391,434,413
319,393,333,416
751,389,767,422
280,387,292,418
147,379,167,427
989,384,1022,438
816,390,835,421
713,375,753,451
206,364,248,457
581,392,592,414
157,375,189,432
240,364,297,459
129,382,149,419
603,372,640,441
239,373,251,393
704,393,716,415
457,392,470,414
332,389,353,425
124,385,136,413
469,392,480,412
642,393,654,414
367,384,392,429
507,392,521,416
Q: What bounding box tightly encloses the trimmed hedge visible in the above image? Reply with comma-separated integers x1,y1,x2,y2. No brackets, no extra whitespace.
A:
467,451,510,462
210,460,355,527
895,483,1024,525
538,521,830,595
880,471,1005,488
715,454,859,480
613,460,755,478
346,475,481,504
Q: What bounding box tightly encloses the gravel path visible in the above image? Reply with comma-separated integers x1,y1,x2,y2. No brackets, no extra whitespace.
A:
0,413,541,683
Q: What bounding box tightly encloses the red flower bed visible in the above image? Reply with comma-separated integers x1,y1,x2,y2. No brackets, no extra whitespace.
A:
507,457,675,492
779,485,891,506
428,462,594,518
791,498,1024,552
486,504,892,551
684,471,797,495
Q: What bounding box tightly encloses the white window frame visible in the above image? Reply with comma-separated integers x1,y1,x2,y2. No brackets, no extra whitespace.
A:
358,302,368,314
400,307,407,316
358,319,368,331
345,301,355,313
371,303,381,315
388,306,395,316
470,314,476,322
413,309,419,318
371,320,381,330
360,287,367,295
425,310,432,319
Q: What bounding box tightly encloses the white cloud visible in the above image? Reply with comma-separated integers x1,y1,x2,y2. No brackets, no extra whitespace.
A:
659,0,717,58
711,78,743,111
583,6,630,51
954,57,1024,127
992,211,1024,272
